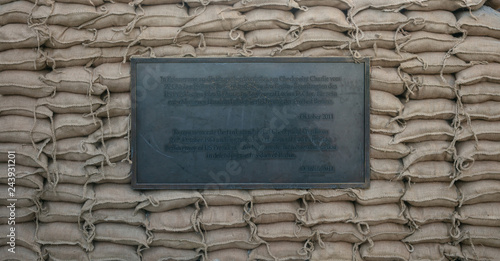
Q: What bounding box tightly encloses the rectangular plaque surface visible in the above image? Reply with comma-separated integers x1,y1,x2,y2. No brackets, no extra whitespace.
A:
131,57,369,189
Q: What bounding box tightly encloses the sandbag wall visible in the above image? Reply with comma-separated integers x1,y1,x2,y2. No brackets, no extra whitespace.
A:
0,0,499,260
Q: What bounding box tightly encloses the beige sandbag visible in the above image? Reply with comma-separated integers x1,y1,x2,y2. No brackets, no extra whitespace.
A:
460,225,500,248
358,48,417,67
94,223,149,246
43,137,102,161
457,6,500,38
88,161,131,184
45,45,102,68
2,245,42,261
207,249,249,261
249,241,308,261
455,63,500,85
38,92,104,114
360,240,410,261
82,208,147,226
36,222,91,250
185,0,238,7
195,46,243,57
79,3,135,29
92,63,130,93
82,183,147,211
244,29,297,49
453,36,500,63
83,28,140,48
150,231,203,250
457,161,500,181
250,189,308,203
257,222,312,242
232,0,301,11
311,242,353,261
86,116,129,143
252,201,300,224
405,0,486,11
136,190,203,212
47,160,98,185
457,141,500,169
0,70,53,97
189,30,245,47
54,114,100,140
353,9,408,31
462,245,500,261
0,96,52,119
294,6,352,32
370,90,404,116
406,206,455,226
93,137,129,164
400,31,459,53
369,159,403,180
355,203,406,225
0,48,46,71
461,101,500,121
400,161,454,182
92,46,148,66
402,141,453,169
41,183,94,203
0,164,44,189
150,44,196,58
368,223,413,241
370,67,408,96
457,180,500,205
0,115,51,143
403,10,459,34
458,202,500,226
410,243,462,261
134,4,191,28
460,82,500,103
235,9,294,31
0,205,36,224
182,5,245,33
351,31,411,50
141,247,201,261
370,134,411,159
313,223,364,243
42,67,106,95
88,242,140,261
147,206,197,232
350,0,427,15
403,223,453,244
207,227,261,251
457,120,500,141
352,180,405,205
0,143,48,169
406,74,455,100
281,28,350,51
392,120,454,143
38,201,82,223
30,3,100,27
0,24,48,52
403,182,459,207
0,1,33,26
199,205,246,230
400,52,471,74
0,223,40,256
45,25,95,49
297,0,352,9
248,47,301,57
201,190,251,206
0,185,39,208
307,188,356,202
92,92,130,117
300,201,355,226
135,26,198,47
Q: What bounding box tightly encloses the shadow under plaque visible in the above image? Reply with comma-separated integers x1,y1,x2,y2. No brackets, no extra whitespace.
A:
131,57,370,189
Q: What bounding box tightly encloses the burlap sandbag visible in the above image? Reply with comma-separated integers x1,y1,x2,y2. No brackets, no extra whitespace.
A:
251,201,300,224
392,120,454,143
460,82,500,103
0,143,48,169
141,247,201,261
92,92,130,117
41,183,94,204
458,202,500,226
36,222,91,251
248,47,301,57
38,201,82,223
244,29,297,49
0,115,51,143
294,6,352,32
399,31,459,53
403,223,453,244
410,243,462,261
0,164,44,189
405,0,486,11
182,5,245,33
369,159,403,180
350,31,411,50
0,70,54,97
45,25,95,49
30,3,100,27
42,66,106,95
0,96,52,119
406,74,455,100
147,206,197,232
371,67,408,96
135,27,199,47
358,48,417,67
82,208,147,226
195,46,243,57
297,0,352,9
360,240,410,261
188,30,245,47
38,92,105,114
456,141,500,169
453,36,500,63
353,9,408,31
457,180,500,205
206,227,261,251
370,90,404,116
0,205,36,224
43,245,90,261
82,183,146,211
2,245,42,261
455,63,500,85
92,46,149,66
47,160,98,185
460,101,500,121
201,189,251,206
402,182,459,207
460,225,500,248
403,10,459,34
45,45,102,68
185,0,238,7
370,134,410,159
0,48,46,71
236,9,294,31
79,3,136,29
249,241,308,261
207,248,249,261
88,242,140,261
0,24,48,52
308,188,356,201
150,231,203,250
281,28,350,51
403,141,453,169
83,28,140,48
250,189,308,203
457,120,500,141
232,0,301,11
368,223,413,241
457,161,500,181
400,161,454,182
135,4,192,28
400,52,471,74
87,137,128,164
54,114,100,140
199,205,246,230
462,245,500,261
300,201,355,226
0,1,33,26
311,242,353,261
136,190,203,212
87,161,131,184
257,222,312,242
148,44,196,58
354,203,406,225
456,6,500,39
43,137,103,161
92,63,130,93
93,223,149,246
0,185,39,208
352,180,405,205
405,206,455,227
313,223,364,243
0,222,41,256
350,0,428,15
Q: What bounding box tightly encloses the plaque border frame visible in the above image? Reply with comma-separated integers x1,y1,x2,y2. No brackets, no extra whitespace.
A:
131,57,370,189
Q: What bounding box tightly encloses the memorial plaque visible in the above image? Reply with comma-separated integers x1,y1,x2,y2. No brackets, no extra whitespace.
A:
131,57,369,189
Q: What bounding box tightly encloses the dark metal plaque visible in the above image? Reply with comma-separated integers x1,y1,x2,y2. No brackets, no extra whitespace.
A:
131,57,369,189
